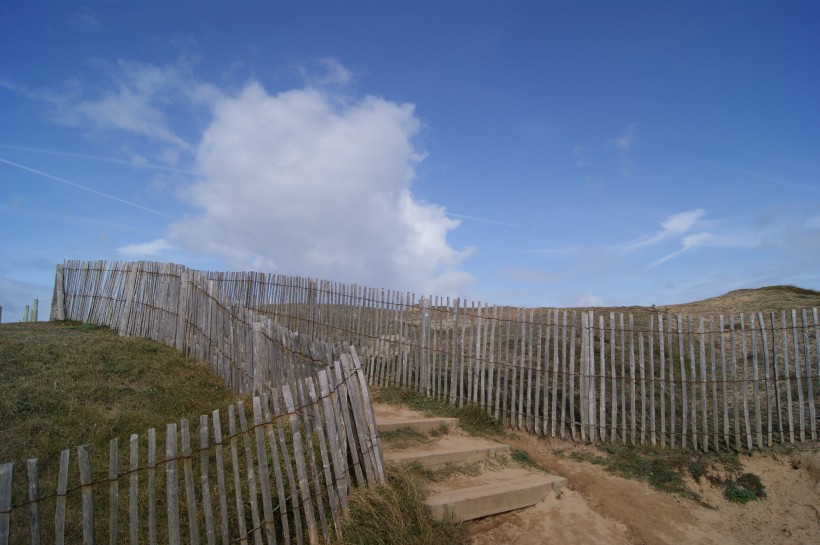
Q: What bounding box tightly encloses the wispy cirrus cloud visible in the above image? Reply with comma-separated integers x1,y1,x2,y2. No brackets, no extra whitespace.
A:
617,209,705,252
648,232,758,268
2,59,220,153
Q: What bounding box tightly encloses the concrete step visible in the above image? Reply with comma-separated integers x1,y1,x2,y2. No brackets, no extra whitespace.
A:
376,415,458,434
384,435,510,468
426,468,567,522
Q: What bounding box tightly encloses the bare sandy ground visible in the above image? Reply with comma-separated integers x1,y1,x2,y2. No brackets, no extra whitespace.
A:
470,434,819,545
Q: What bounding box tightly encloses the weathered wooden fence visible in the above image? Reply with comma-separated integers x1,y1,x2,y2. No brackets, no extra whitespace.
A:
1,381,383,545
0,260,387,544
52,261,820,453
169,262,818,452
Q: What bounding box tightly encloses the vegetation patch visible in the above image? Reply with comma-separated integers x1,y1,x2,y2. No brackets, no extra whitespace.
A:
565,443,762,505
340,465,469,545
725,473,766,504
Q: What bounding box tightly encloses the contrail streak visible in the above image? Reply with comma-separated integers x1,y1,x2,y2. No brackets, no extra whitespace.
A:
0,143,196,175
446,212,523,228
0,157,179,220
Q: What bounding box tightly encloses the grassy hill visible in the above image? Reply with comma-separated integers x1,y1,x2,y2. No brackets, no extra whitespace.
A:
0,321,240,472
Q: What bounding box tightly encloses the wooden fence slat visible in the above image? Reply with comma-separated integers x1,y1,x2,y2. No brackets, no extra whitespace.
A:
77,445,95,545
780,310,795,444
719,316,731,450
197,416,216,545
340,355,378,486
580,312,588,441
639,331,646,445
534,314,543,436
697,319,708,451
609,312,617,443
804,309,817,440
648,316,655,446
560,312,568,438
227,406,249,544
543,312,553,437
270,391,305,545
282,387,319,545
55,450,70,545
688,316,698,451
260,394,292,545
166,423,181,545
669,315,677,449
658,316,666,448
180,420,201,545
128,435,139,545
323,369,351,501
27,459,41,545
750,314,763,448
304,379,343,538
236,401,264,545
510,307,520,430
620,313,627,444
147,429,157,545
709,317,720,451
629,315,636,445
768,312,784,444
108,438,119,545
251,398,278,545
210,411,230,545
0,463,11,545
793,310,806,443
349,346,386,481
599,315,607,443
500,308,511,425
758,312,774,447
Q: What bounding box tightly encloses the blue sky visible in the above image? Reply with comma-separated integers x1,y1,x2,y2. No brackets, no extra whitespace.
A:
2,1,819,322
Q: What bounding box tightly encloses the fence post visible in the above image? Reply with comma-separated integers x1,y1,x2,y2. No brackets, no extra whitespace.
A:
51,264,66,321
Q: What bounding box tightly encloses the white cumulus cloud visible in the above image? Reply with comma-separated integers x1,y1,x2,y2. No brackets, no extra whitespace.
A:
169,80,473,294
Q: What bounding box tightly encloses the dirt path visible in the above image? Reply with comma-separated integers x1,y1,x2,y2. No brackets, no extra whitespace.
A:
470,434,819,545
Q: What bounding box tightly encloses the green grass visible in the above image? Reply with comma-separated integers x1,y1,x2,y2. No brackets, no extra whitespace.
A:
725,473,766,504
0,321,244,541
0,322,240,470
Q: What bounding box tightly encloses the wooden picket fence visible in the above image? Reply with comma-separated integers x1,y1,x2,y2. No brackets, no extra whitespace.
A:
52,261,820,453
131,261,816,452
1,380,383,545
0,260,386,545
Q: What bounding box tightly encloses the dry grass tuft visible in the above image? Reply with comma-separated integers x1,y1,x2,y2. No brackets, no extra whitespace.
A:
340,466,469,545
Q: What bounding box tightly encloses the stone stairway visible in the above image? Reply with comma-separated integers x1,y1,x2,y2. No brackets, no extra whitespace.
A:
374,403,567,522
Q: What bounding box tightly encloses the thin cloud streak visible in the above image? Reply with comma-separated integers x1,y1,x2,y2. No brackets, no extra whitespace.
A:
446,213,523,228
0,157,179,220
617,209,705,252
0,144,197,175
